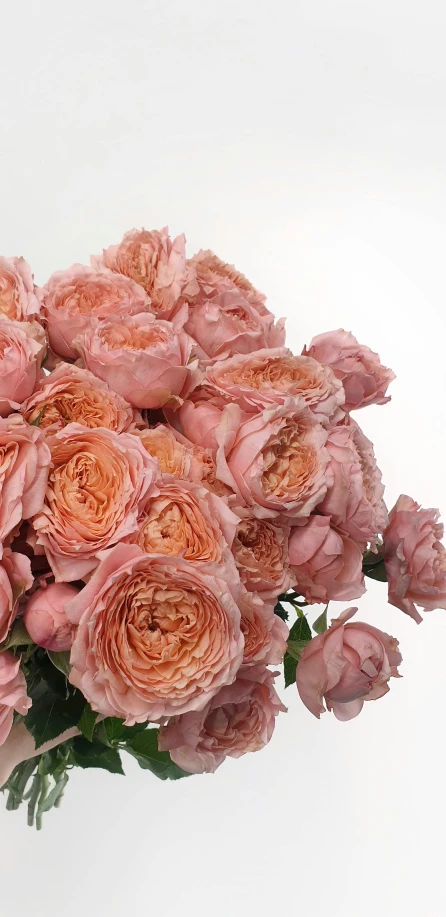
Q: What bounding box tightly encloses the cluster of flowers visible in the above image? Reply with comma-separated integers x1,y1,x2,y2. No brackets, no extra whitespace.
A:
0,229,443,827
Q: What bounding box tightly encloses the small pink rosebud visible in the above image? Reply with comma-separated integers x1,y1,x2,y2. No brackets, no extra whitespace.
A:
24,583,79,652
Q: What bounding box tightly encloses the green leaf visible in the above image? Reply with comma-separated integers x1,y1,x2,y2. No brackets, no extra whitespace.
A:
77,704,98,742
124,728,191,781
363,560,387,582
286,639,312,661
24,689,85,750
0,618,34,653
313,607,328,635
288,615,312,643
47,650,71,677
71,737,124,775
283,614,312,689
283,652,298,688
274,602,289,622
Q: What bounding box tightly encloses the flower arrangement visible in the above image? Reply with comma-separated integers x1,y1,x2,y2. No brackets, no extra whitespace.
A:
0,230,443,829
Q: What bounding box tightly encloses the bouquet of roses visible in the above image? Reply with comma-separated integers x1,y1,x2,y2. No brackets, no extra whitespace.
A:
0,229,443,829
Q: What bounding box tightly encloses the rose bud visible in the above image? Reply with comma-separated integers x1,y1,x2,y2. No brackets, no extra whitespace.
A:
24,583,79,651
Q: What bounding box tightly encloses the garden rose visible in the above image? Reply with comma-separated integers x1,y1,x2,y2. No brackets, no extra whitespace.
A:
75,312,200,410
93,227,186,319
216,403,331,521
296,607,402,721
383,495,446,623
0,652,31,747
183,248,268,316
179,398,226,451
31,424,159,581
0,318,46,416
66,543,244,722
41,265,150,360
232,513,294,599
240,590,288,666
135,424,194,477
158,664,286,774
21,362,134,433
0,549,33,643
288,515,365,604
318,417,388,544
184,290,285,364
0,256,40,321
0,415,50,554
24,582,78,651
304,329,395,411
204,348,344,421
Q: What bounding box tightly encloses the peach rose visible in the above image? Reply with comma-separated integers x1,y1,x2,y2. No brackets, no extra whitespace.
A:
21,362,134,433
288,515,365,604
66,543,244,722
232,513,294,600
0,549,33,643
24,582,78,651
240,589,288,665
41,265,151,360
0,653,31,747
31,424,159,581
304,329,395,411
216,403,331,521
184,291,285,364
0,256,40,322
183,248,268,316
318,417,388,544
0,415,50,554
135,424,194,477
158,664,286,774
0,318,46,416
296,607,402,721
204,348,344,421
92,227,186,320
75,312,200,410
383,495,446,623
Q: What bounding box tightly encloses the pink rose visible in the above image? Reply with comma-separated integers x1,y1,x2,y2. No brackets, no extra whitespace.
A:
75,312,200,410
158,664,286,774
383,495,446,623
0,415,51,554
31,424,159,581
92,227,186,320
288,515,365,604
304,329,395,411
0,653,31,747
204,348,344,421
0,318,46,416
183,248,268,317
135,424,195,478
232,513,294,600
66,543,244,722
240,589,288,666
0,549,33,643
41,265,151,360
184,291,285,364
21,362,134,433
296,607,402,721
0,256,40,321
24,582,78,651
318,417,388,544
216,403,331,521
178,398,225,451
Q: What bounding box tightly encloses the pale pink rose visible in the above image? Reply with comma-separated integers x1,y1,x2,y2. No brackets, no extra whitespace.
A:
92,227,186,320
75,312,200,410
204,348,344,421
0,318,46,416
318,417,388,544
232,512,294,600
66,543,244,722
0,653,31,747
0,549,33,643
179,398,225,450
21,362,134,433
184,290,285,365
158,664,286,774
288,515,365,604
216,403,331,521
183,248,268,316
0,415,51,555
31,424,159,581
240,589,288,665
303,329,395,411
0,256,40,321
383,495,446,623
41,265,151,360
24,582,78,651
135,424,194,477
296,607,402,721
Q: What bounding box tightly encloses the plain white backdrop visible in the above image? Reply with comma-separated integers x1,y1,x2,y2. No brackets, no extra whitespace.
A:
1,2,446,915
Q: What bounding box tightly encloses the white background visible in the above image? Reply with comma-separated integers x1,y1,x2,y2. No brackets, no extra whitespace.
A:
1,2,446,915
